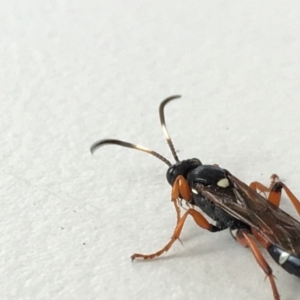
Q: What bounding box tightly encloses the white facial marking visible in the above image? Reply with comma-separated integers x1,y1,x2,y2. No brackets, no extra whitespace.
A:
191,188,198,194
279,252,290,265
217,178,230,188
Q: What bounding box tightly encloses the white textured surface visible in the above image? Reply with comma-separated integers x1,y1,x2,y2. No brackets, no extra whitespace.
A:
1,1,300,300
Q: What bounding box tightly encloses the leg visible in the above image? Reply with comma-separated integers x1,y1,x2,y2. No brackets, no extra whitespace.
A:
250,174,282,207
171,175,192,224
250,174,279,199
250,174,300,215
236,229,280,300
279,182,300,216
131,208,220,260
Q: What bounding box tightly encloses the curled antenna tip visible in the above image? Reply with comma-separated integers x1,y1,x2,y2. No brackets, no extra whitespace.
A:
90,139,109,155
165,95,181,101
90,138,172,166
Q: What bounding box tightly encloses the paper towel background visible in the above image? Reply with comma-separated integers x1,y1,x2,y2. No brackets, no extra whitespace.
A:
1,1,300,300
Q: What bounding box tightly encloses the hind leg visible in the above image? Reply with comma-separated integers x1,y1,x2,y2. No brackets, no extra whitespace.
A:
235,229,280,300
250,174,300,216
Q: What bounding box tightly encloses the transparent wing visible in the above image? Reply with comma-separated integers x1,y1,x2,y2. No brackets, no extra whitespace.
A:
199,174,300,256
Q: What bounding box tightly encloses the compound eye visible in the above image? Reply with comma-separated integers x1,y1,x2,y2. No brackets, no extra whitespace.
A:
166,166,176,185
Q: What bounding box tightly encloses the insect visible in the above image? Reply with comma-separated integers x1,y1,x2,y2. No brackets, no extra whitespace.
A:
90,95,300,300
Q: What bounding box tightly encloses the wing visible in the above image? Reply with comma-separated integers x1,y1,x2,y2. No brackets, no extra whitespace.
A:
199,173,300,256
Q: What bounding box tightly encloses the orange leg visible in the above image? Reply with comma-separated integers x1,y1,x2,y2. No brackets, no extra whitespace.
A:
171,175,192,224
173,199,181,225
250,174,279,200
280,182,300,216
250,174,300,215
236,230,280,300
131,208,220,260
171,175,192,201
